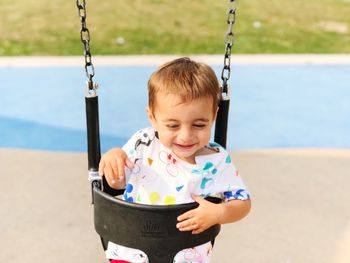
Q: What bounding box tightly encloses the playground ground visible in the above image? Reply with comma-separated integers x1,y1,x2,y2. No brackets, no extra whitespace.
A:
1,148,350,263
1,55,350,262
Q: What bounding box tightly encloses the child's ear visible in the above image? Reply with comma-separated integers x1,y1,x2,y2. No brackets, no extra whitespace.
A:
146,106,156,126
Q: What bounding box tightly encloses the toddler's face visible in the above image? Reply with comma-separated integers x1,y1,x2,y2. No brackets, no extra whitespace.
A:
147,92,216,164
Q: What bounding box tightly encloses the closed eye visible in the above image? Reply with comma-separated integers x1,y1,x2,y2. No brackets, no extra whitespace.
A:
193,124,206,129
166,124,179,129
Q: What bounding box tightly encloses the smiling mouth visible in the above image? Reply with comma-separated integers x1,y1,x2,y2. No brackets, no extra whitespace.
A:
173,143,196,150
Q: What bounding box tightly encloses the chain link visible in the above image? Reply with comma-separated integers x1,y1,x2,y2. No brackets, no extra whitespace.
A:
76,0,234,94
76,0,95,82
221,0,236,95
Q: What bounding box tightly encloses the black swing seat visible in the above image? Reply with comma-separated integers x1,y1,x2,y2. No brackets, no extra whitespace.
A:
93,187,221,263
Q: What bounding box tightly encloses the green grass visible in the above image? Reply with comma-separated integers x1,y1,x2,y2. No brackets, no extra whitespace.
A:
0,0,350,55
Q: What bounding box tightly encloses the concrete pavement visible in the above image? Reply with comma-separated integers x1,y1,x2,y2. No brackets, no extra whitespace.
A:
1,148,350,262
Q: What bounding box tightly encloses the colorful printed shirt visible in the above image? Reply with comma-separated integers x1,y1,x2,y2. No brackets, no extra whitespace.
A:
106,127,250,263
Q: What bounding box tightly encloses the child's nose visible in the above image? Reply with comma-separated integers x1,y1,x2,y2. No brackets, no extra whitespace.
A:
178,127,193,142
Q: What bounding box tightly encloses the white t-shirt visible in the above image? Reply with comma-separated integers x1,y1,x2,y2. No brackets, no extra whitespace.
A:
106,127,250,263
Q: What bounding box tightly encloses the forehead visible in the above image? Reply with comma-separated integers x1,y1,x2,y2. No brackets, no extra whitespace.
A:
155,92,214,106
153,93,215,118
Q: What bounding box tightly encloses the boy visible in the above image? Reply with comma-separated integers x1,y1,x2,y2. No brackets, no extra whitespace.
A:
99,57,251,263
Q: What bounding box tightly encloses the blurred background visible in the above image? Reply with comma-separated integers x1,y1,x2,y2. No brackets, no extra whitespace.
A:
1,0,350,55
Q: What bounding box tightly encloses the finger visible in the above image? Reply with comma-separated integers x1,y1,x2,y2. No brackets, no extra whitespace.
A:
192,228,203,234
177,210,195,222
178,225,195,232
110,161,119,180
176,218,190,228
177,219,197,232
116,158,126,180
105,163,118,186
98,159,105,176
125,157,134,169
191,194,205,203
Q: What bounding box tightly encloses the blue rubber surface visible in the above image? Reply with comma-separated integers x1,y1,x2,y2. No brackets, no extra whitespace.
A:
1,64,349,152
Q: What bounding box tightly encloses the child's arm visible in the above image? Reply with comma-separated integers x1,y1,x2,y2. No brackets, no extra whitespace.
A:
98,148,134,190
176,195,251,234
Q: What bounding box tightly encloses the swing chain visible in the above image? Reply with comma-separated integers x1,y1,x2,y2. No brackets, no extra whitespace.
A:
221,0,236,98
76,0,96,84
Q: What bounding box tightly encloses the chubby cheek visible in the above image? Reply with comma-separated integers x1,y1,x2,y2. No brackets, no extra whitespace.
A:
200,132,211,145
157,130,174,147
196,127,212,144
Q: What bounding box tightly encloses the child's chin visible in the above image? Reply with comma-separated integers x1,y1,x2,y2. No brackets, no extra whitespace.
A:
173,151,195,162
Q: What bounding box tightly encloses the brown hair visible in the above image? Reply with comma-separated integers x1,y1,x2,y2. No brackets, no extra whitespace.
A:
148,57,220,113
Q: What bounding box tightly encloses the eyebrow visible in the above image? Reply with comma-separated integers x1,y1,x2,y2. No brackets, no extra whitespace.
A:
163,118,210,122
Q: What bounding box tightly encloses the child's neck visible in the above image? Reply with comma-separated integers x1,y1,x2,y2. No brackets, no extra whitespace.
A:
196,145,219,156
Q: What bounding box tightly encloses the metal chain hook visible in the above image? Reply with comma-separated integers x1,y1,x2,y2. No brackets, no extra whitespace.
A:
76,0,96,82
221,0,236,98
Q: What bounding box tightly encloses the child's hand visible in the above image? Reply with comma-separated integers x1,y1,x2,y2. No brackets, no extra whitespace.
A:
98,148,134,189
176,194,223,234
